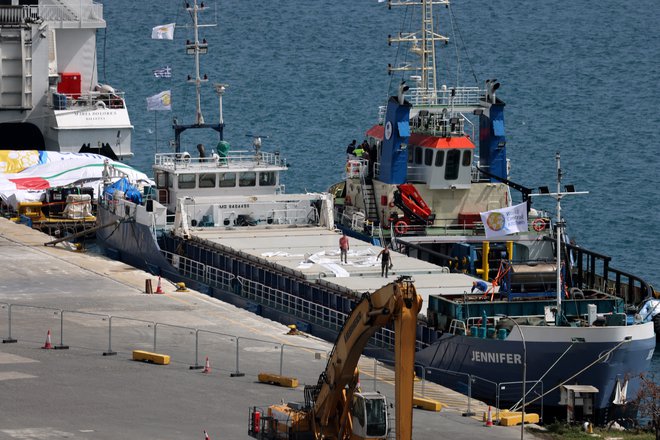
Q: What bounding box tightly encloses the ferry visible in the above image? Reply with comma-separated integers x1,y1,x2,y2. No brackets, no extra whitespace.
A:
96,0,655,425
0,0,132,159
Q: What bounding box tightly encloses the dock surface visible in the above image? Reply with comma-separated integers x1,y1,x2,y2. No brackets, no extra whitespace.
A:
0,219,538,439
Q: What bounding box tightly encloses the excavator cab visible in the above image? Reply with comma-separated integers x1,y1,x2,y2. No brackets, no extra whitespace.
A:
350,392,389,439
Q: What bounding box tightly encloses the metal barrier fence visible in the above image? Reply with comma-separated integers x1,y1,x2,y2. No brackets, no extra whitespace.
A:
0,300,544,420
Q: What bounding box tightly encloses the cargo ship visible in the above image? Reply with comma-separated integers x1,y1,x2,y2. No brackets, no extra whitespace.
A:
97,0,655,425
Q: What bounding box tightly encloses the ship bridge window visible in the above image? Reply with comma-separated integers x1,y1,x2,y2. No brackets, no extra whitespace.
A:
424,149,433,166
199,173,216,188
408,148,414,163
218,172,236,188
239,171,256,187
168,172,174,188
259,171,276,186
178,173,196,189
435,151,445,167
414,146,422,165
156,171,168,189
445,149,461,180
462,150,472,167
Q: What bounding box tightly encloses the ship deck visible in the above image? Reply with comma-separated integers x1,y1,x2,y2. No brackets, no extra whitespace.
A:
187,225,487,315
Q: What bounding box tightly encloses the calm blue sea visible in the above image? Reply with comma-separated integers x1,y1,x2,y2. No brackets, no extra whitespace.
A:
97,0,660,371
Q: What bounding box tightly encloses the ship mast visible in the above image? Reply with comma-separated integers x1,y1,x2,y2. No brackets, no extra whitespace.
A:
172,0,223,153
387,0,449,104
530,153,588,324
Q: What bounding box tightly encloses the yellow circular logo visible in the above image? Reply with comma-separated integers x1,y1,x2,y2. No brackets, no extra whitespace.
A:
486,212,505,231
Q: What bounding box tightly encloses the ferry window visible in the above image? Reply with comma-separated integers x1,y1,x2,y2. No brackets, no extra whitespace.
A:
168,172,174,188
218,172,236,188
199,173,216,188
414,146,422,165
462,150,472,167
239,172,256,187
444,149,460,180
424,149,433,166
435,150,445,167
259,171,276,186
178,173,196,189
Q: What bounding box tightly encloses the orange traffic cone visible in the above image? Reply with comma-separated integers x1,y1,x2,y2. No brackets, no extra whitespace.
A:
485,406,493,427
204,430,210,440
155,276,164,294
202,356,211,374
42,329,53,349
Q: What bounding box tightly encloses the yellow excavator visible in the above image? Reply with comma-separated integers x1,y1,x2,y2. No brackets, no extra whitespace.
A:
248,276,423,440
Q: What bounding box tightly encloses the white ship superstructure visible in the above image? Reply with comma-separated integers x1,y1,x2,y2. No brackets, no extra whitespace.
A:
0,0,132,159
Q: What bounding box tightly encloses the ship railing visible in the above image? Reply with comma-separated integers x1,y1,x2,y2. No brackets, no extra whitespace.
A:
372,163,425,183
0,5,39,24
161,249,402,350
38,2,104,24
50,90,126,110
154,151,285,169
345,158,368,179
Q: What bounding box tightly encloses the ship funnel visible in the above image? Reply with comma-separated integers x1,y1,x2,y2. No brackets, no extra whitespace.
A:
398,81,409,105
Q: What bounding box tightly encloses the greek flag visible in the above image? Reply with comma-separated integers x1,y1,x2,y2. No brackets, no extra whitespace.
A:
146,90,172,111
151,23,175,40
153,66,172,78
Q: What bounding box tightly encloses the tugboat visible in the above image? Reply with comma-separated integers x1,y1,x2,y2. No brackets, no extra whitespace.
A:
329,0,654,311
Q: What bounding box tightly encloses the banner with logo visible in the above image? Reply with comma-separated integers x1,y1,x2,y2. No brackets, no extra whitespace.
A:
480,202,528,238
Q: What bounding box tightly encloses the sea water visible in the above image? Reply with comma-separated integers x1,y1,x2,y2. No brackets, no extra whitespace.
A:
97,0,660,375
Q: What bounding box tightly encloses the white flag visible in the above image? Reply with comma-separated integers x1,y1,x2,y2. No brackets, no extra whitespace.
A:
151,23,175,40
480,202,528,239
146,90,172,111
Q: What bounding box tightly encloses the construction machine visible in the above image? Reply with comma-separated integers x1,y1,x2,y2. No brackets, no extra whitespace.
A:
248,276,423,440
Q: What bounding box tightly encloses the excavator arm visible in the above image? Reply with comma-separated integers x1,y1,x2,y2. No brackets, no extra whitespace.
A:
312,276,423,440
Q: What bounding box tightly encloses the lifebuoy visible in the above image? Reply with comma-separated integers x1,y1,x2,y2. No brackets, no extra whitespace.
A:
394,220,408,235
532,218,546,232
388,201,395,208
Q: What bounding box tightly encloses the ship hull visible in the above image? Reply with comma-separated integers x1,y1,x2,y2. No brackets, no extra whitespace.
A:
97,205,656,423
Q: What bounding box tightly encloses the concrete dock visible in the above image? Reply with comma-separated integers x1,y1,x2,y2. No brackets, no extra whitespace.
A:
0,218,538,439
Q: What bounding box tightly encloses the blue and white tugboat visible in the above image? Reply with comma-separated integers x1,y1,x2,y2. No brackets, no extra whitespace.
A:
98,0,655,426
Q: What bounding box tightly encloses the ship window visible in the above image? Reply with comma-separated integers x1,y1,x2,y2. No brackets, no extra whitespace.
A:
462,150,472,166
259,171,276,186
414,146,422,165
445,150,461,180
239,172,256,187
435,151,445,167
198,173,216,188
168,172,174,188
178,173,196,189
408,147,414,163
218,172,236,187
424,149,433,166
156,171,168,189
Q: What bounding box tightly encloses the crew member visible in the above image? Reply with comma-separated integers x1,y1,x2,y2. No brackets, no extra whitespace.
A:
346,140,357,156
471,280,488,294
339,233,349,264
377,246,391,278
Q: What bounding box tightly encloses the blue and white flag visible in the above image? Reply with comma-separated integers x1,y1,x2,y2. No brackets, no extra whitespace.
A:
146,90,172,111
153,66,172,78
151,23,175,40
480,202,528,238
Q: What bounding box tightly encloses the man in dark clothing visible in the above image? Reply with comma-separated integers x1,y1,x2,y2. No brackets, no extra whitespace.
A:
346,140,357,155
377,247,391,277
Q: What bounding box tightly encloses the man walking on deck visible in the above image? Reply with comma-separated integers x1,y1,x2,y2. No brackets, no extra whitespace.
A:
377,246,391,277
339,233,349,264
